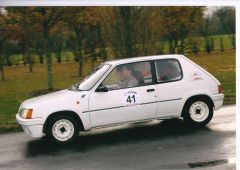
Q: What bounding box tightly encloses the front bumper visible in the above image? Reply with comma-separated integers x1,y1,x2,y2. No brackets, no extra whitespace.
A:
212,93,224,110
16,114,44,137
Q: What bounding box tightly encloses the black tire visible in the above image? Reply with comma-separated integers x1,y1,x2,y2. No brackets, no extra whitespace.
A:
182,98,213,127
46,114,79,145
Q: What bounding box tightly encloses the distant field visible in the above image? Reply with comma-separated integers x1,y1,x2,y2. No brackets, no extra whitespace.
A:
8,34,235,65
186,34,235,51
0,50,235,133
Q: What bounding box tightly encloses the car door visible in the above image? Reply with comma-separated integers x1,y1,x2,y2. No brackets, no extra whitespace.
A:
154,59,184,118
88,61,159,128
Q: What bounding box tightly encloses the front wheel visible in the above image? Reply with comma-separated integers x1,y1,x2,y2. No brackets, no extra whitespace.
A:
183,98,213,127
46,115,79,144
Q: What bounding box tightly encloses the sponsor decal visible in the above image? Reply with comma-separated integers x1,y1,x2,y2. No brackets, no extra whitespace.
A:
190,72,203,81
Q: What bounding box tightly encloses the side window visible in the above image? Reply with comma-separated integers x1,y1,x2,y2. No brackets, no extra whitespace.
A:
155,59,182,83
102,61,153,90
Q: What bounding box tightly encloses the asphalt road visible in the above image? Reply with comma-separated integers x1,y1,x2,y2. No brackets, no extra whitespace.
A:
0,105,236,170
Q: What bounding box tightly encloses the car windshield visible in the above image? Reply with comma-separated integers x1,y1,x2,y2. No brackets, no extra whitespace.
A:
69,64,111,91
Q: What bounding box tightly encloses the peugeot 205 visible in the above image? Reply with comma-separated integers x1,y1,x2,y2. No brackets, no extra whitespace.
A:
16,55,224,144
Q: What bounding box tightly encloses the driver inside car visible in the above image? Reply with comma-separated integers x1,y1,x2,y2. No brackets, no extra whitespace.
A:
116,65,139,88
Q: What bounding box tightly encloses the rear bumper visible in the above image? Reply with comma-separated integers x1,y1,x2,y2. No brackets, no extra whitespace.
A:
212,93,224,110
16,114,44,137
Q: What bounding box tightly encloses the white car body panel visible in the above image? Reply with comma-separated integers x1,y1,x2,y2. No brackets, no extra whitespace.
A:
18,90,92,134
16,54,224,138
89,85,158,127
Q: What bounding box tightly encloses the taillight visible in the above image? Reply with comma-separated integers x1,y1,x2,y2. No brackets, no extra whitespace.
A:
218,85,222,94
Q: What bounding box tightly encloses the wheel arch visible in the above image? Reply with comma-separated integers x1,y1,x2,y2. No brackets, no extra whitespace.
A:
181,94,214,117
43,110,85,133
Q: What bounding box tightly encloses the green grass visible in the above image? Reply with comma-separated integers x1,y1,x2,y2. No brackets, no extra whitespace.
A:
187,34,235,51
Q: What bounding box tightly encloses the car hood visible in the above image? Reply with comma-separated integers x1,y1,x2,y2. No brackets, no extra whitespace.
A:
21,89,78,108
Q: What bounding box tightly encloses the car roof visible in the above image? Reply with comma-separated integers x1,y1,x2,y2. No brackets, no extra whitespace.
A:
104,54,182,66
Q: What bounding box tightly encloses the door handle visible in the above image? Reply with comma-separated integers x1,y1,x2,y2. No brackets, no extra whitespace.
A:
147,89,155,92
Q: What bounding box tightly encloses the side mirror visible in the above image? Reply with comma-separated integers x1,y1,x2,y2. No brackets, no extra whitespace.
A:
96,86,108,92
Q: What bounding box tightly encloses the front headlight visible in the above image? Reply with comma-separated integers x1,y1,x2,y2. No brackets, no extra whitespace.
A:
19,108,33,119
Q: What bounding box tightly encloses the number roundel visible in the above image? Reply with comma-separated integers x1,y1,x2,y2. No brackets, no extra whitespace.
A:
126,94,136,103
123,91,140,106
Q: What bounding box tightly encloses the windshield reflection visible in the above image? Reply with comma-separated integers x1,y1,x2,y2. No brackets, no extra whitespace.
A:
69,64,111,91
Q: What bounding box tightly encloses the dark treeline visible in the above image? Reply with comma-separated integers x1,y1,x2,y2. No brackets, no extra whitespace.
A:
201,7,235,36
0,6,235,89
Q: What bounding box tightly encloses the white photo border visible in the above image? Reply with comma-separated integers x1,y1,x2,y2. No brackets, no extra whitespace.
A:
1,0,239,169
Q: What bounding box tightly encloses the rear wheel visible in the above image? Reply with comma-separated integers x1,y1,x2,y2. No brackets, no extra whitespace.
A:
46,115,79,144
183,98,213,127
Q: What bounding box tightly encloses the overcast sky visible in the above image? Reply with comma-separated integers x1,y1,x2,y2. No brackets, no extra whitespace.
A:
205,6,218,16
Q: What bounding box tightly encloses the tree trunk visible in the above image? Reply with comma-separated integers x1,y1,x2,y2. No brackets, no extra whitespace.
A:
91,58,95,71
168,39,175,54
158,41,164,55
22,55,27,65
39,52,44,64
44,26,53,90
22,42,33,73
120,7,133,57
46,49,53,90
56,51,62,63
96,24,107,61
75,29,84,77
0,66,4,81
180,38,185,54
231,36,235,49
90,49,96,72
142,25,148,56
220,37,224,52
88,29,97,72
55,42,62,63
204,36,212,53
0,42,4,80
0,54,4,81
5,54,12,66
27,53,33,73
79,59,83,77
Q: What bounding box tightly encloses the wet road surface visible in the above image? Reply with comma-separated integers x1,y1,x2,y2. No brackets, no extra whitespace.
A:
0,105,236,170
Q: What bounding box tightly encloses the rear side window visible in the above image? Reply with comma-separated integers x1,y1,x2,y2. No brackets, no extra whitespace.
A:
155,59,182,83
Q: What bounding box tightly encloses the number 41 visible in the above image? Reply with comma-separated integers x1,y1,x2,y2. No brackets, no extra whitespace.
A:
126,95,136,103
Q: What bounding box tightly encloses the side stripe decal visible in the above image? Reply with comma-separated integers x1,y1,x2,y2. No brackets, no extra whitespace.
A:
83,98,182,113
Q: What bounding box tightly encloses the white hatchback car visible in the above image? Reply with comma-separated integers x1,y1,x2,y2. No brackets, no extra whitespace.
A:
16,55,224,144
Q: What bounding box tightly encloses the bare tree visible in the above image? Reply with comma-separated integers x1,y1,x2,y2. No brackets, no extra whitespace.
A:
30,7,65,90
